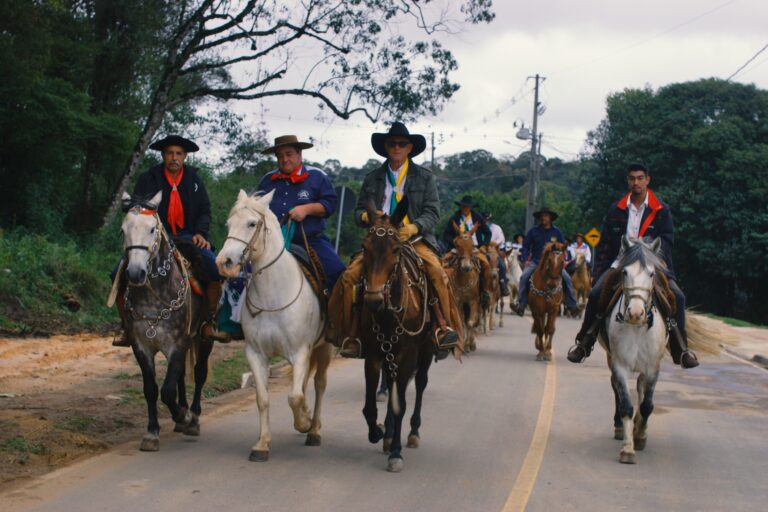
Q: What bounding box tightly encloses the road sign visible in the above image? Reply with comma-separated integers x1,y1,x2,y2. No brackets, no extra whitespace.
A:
585,227,601,247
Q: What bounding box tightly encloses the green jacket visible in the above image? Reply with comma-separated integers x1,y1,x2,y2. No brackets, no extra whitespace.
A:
355,160,441,247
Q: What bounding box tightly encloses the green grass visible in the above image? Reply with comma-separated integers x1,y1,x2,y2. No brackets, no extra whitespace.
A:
704,314,766,329
54,415,108,434
1,436,48,455
199,351,251,399
119,387,145,406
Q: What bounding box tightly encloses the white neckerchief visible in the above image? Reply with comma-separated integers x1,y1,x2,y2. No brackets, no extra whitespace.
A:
382,162,407,212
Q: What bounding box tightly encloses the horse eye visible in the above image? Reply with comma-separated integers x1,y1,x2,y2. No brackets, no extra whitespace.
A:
622,269,627,275
248,221,257,228
150,227,155,234
649,272,655,278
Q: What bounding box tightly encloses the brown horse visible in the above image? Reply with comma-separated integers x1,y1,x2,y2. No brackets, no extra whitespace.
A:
359,198,436,473
483,243,501,332
528,242,567,361
443,234,482,352
571,251,591,318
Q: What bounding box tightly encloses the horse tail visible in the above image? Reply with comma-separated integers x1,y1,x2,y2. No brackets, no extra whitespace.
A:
186,337,198,383
685,310,739,356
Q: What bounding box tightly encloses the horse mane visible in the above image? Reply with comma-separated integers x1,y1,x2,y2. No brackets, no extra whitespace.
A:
617,240,666,271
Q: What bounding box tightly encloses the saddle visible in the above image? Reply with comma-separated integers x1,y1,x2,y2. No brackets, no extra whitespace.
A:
288,243,327,318
172,238,207,296
597,268,677,320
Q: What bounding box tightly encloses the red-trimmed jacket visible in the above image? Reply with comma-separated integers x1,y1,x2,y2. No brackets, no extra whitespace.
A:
593,189,675,279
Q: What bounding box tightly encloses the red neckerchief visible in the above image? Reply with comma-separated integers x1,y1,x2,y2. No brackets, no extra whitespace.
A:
617,189,663,238
270,163,309,184
164,167,184,235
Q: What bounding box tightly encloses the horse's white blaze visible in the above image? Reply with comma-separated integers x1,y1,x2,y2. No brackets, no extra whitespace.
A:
622,261,654,324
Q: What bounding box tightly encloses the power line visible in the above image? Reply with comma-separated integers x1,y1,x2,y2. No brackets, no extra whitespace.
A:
726,42,768,81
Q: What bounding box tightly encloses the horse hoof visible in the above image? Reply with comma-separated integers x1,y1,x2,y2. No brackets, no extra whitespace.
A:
535,353,544,361
376,392,387,403
139,436,159,452
249,450,269,462
614,428,624,440
634,437,646,451
183,415,200,436
407,435,420,448
387,457,404,473
383,438,392,453
619,451,636,464
305,434,322,447
173,423,186,433
543,353,552,361
369,424,384,444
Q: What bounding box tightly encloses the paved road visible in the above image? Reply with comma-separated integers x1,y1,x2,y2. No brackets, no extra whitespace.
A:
5,314,768,512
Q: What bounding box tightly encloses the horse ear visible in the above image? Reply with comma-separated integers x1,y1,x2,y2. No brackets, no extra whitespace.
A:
364,195,378,224
650,237,662,254
621,235,633,251
390,195,410,227
148,191,162,210
257,189,275,206
237,189,248,202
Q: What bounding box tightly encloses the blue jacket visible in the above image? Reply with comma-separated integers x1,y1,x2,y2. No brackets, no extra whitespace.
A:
593,189,675,279
258,165,338,243
522,225,566,264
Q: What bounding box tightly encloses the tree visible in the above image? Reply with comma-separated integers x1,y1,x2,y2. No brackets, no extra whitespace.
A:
101,0,496,228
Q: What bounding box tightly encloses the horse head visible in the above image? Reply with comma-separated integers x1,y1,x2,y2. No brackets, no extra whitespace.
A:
121,191,163,285
452,234,475,273
361,196,409,312
575,251,586,268
487,243,499,278
618,236,663,325
541,242,566,285
216,189,278,278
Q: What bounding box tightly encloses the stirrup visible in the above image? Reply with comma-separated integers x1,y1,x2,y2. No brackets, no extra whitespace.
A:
566,342,590,363
435,327,459,349
339,337,362,358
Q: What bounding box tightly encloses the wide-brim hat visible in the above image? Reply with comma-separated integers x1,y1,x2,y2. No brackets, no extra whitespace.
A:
261,135,313,155
454,195,476,208
513,233,524,241
533,207,559,221
371,122,427,158
149,135,199,153
574,233,585,239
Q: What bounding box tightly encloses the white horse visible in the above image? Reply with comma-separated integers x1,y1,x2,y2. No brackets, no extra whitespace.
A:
507,249,523,306
216,190,333,462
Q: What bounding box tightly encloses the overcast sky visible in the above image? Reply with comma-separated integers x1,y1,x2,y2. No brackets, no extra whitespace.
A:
230,0,768,168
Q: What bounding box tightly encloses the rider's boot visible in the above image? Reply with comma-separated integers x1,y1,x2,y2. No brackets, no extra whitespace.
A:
566,314,603,363
201,281,230,342
667,318,699,369
500,279,510,297
430,298,459,353
339,308,363,358
112,288,131,347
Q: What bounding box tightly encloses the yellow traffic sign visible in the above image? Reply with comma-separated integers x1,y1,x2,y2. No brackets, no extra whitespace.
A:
585,227,601,247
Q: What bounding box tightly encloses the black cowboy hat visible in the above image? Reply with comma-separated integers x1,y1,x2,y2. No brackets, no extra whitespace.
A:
533,206,559,221
482,211,492,220
149,135,199,153
454,195,476,208
260,134,313,155
512,233,524,241
371,122,427,158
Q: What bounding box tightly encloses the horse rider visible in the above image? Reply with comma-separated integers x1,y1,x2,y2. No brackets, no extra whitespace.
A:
257,135,346,291
511,233,525,263
512,207,580,317
566,163,699,368
483,211,510,297
441,195,494,305
327,122,462,358
566,233,592,274
112,135,225,346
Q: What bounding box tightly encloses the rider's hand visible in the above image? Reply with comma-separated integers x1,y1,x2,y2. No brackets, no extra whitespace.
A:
289,205,309,222
398,223,419,242
192,234,211,250
360,211,369,224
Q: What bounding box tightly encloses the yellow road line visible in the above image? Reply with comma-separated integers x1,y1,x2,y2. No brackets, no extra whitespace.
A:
501,343,557,512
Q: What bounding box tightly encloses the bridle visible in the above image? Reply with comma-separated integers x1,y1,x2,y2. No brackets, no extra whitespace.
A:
615,274,655,326
529,248,564,303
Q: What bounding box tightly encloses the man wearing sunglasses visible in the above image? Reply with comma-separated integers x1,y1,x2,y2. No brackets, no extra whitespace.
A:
328,122,462,358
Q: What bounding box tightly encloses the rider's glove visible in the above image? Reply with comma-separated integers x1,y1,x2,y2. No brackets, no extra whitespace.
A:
398,223,419,242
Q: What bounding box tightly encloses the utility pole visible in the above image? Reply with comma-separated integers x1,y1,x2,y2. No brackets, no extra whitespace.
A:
431,131,436,170
525,74,545,232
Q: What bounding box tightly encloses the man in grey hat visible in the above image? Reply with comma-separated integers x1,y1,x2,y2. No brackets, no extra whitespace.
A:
512,207,580,316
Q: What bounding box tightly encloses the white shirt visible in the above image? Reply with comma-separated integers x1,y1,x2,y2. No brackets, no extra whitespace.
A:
568,242,592,264
382,163,407,214
627,193,649,240
489,223,506,246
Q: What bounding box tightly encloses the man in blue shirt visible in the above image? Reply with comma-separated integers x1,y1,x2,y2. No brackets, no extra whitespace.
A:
257,135,346,290
513,207,579,316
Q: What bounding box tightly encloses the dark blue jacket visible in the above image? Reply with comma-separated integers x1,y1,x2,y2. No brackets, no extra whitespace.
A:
522,225,566,264
593,189,675,279
258,165,337,243
134,164,212,240
442,210,492,248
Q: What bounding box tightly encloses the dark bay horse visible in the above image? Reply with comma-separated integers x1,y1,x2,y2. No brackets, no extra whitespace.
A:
118,191,213,451
443,234,482,352
528,242,567,361
359,197,435,473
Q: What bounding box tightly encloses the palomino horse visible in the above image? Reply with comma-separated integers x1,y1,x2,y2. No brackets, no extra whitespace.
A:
216,190,333,462
571,252,592,318
482,243,501,332
443,234,482,352
528,242,567,361
359,197,436,473
117,191,213,451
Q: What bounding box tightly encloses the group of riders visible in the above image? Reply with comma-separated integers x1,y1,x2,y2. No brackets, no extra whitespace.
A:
113,122,698,370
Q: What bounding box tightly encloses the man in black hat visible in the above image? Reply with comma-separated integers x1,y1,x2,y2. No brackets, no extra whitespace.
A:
328,122,462,358
566,163,698,368
113,135,225,346
483,211,509,296
512,207,580,316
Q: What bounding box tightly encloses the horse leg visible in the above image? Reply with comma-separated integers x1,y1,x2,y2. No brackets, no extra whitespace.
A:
244,344,271,461
161,349,193,430
532,313,544,360
611,366,636,464
287,345,312,434
133,346,160,451
609,357,623,440
185,339,214,436
306,343,332,447
173,359,189,433
498,297,505,327
377,366,388,402
387,368,410,473
408,348,432,449
363,357,384,444
383,391,394,453
633,373,657,451
544,310,556,361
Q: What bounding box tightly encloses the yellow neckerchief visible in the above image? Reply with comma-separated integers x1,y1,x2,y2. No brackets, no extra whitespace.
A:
387,159,410,225
459,213,473,233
